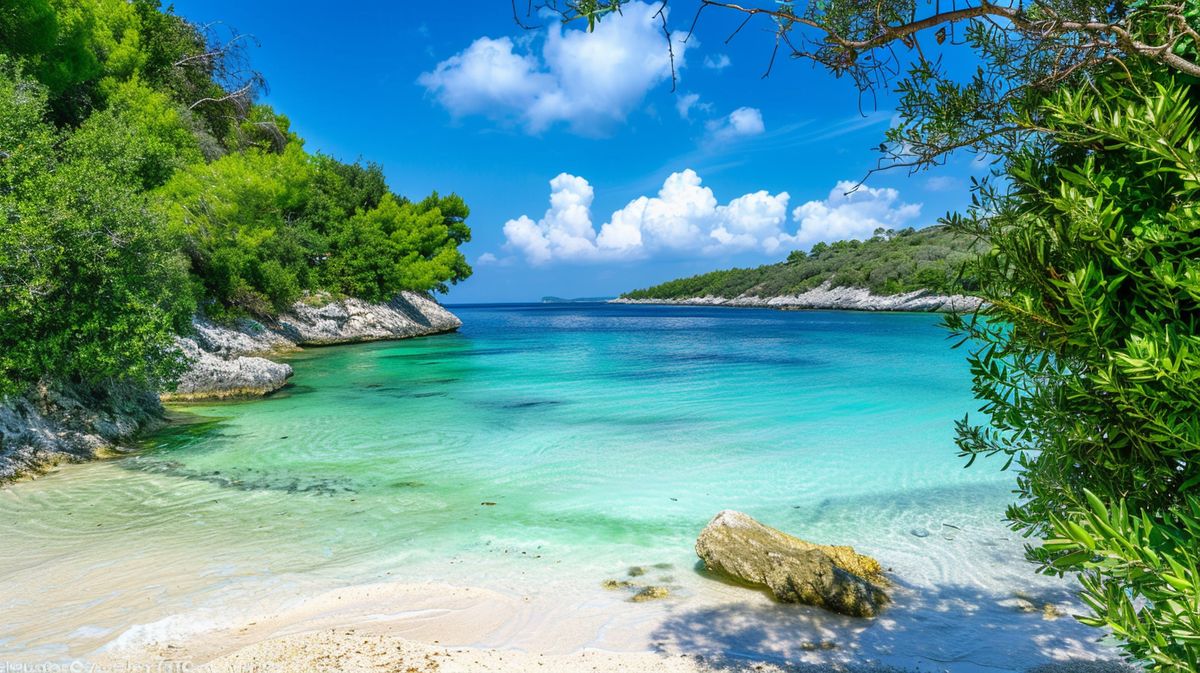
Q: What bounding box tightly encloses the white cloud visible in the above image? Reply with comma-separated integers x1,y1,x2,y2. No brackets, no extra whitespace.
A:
924,176,959,192
676,92,701,119
502,170,796,264
703,53,731,70
788,181,922,248
706,107,765,142
418,2,688,135
500,174,926,265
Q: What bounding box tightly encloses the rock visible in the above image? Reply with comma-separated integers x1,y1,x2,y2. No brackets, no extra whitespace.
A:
274,292,462,346
910,527,930,538
165,292,461,402
800,640,838,651
1,293,464,484
162,337,293,401
695,510,889,617
601,579,634,590
1042,603,1065,620
628,566,647,577
1,382,163,485
631,586,670,602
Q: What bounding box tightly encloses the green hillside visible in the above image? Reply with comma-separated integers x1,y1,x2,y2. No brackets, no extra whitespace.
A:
622,226,980,300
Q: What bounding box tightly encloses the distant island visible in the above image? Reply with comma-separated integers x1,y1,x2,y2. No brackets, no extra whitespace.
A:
542,296,618,303
615,226,983,312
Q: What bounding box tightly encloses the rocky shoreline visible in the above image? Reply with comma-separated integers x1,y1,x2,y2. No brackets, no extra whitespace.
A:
0,292,461,484
167,291,461,401
612,281,982,313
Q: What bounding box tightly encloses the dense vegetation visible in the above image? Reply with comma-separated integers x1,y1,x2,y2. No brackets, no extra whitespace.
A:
947,71,1200,671
0,0,471,396
577,0,1200,667
622,225,978,300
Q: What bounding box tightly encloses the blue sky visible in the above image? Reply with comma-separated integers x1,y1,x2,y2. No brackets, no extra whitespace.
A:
169,1,984,302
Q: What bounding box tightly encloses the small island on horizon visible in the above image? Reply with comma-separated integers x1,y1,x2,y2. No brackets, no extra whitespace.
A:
541,295,619,303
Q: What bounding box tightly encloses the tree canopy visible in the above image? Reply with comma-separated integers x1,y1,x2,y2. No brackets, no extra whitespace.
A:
0,0,472,394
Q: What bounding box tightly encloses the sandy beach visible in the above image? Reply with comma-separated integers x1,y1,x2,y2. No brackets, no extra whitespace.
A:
75,580,1138,673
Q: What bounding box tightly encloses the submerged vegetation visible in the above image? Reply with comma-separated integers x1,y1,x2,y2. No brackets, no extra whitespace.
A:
622,225,978,300
0,0,471,396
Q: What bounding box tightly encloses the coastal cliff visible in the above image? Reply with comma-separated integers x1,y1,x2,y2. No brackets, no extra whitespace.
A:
0,292,460,483
0,383,164,485
612,281,981,313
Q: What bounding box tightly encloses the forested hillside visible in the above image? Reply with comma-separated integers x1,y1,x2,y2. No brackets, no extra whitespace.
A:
623,226,978,300
0,0,471,396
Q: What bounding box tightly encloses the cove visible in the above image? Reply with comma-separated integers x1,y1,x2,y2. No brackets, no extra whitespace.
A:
0,304,1117,670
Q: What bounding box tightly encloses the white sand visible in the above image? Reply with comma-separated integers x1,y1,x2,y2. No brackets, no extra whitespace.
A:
85,580,1138,673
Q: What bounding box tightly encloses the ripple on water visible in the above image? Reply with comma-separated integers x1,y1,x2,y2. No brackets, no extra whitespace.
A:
0,305,1119,669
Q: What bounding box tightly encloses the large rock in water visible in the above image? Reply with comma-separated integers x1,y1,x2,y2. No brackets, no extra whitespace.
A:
163,337,294,402
695,510,890,617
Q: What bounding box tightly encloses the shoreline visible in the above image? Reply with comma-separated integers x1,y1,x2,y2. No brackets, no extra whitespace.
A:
0,292,461,485
612,282,982,313
76,578,1135,673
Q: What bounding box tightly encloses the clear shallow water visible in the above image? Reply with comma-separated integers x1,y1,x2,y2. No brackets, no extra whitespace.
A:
0,304,1114,669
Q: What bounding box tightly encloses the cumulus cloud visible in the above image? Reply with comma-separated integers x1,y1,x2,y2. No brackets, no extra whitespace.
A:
418,2,688,135
789,182,922,248
502,170,792,264
703,53,732,70
706,107,765,142
498,173,924,265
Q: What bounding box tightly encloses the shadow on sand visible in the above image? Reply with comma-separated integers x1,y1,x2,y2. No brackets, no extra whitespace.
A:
645,577,1137,673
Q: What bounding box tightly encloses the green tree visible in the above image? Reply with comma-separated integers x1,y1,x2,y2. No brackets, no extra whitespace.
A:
66,77,202,189
324,193,473,301
155,142,320,317
945,73,1200,671
0,65,193,396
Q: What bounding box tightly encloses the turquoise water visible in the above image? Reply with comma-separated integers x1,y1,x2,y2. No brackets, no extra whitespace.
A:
0,304,1113,669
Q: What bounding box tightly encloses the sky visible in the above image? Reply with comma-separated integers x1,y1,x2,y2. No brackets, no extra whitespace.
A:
168,1,987,303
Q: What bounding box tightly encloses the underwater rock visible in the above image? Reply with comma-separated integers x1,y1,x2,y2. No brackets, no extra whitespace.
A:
628,566,647,577
602,579,634,590
695,510,889,618
800,640,838,651
910,527,930,538
1014,598,1038,613
1042,603,1065,620
631,586,670,602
